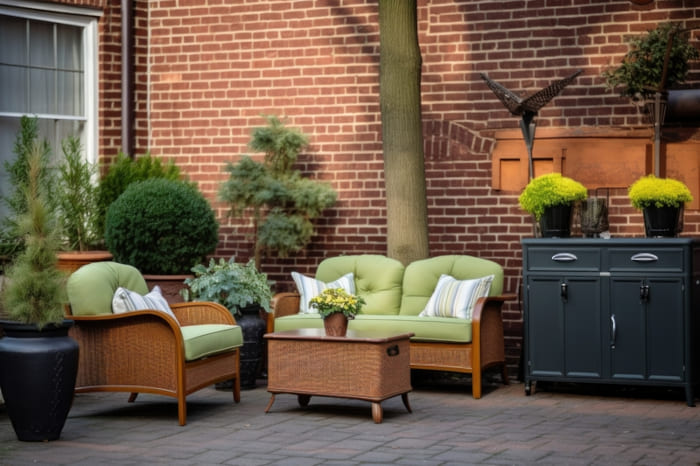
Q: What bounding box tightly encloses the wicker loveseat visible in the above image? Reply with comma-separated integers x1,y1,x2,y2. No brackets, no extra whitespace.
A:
269,254,515,399
65,261,243,425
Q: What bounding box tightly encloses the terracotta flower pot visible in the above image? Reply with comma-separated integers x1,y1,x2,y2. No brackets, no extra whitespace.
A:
323,312,348,337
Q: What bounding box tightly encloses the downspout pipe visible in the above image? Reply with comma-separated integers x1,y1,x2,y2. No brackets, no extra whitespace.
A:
121,0,134,157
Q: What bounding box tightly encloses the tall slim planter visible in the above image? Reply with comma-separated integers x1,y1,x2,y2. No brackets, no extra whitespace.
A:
236,305,267,389
0,320,79,441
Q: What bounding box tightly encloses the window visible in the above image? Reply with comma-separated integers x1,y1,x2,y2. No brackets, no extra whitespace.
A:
0,1,99,219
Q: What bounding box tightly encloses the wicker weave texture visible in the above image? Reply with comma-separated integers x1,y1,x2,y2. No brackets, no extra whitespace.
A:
267,336,411,402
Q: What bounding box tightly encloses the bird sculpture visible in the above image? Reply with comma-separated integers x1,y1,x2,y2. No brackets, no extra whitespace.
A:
480,69,583,179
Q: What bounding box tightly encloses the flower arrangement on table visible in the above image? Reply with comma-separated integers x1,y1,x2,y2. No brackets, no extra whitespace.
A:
309,288,365,319
518,173,588,220
628,175,693,210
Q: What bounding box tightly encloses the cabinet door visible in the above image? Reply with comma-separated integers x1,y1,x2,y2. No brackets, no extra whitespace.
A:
526,276,602,378
609,277,685,381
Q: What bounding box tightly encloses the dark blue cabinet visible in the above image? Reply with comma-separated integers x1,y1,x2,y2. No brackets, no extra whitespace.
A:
522,238,699,406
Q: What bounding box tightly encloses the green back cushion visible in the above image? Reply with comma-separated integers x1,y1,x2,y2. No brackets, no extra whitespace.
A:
316,255,404,315
400,255,504,316
67,261,148,316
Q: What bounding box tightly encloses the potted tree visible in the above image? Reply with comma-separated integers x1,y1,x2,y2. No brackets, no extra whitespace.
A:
104,178,219,303
219,115,337,269
602,21,699,114
55,136,113,272
518,173,588,238
628,174,693,237
181,257,273,389
0,143,79,442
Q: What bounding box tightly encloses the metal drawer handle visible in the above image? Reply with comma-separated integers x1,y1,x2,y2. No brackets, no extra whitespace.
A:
551,252,577,262
631,253,658,263
610,314,616,349
387,345,400,357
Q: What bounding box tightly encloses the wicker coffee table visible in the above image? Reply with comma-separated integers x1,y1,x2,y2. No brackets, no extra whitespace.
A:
264,329,413,423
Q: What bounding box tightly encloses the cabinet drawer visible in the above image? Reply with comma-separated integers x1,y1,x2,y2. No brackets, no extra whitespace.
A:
608,248,685,272
525,247,600,271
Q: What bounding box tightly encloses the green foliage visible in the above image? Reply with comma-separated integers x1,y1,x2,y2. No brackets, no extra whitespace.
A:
56,137,101,251
2,143,66,328
181,257,273,315
104,178,219,275
602,22,699,100
628,175,693,209
96,153,185,239
219,116,337,267
309,288,365,319
0,116,54,261
518,173,588,220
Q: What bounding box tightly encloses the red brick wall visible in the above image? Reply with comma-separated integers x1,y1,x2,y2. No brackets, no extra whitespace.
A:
54,0,700,373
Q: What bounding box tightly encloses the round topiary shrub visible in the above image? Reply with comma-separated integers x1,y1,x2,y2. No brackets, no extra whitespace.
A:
105,178,219,275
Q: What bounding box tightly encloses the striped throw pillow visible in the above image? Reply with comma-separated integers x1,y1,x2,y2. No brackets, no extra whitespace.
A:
112,285,179,323
419,274,494,320
291,271,355,314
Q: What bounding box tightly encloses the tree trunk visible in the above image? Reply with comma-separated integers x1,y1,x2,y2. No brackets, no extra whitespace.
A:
379,0,429,265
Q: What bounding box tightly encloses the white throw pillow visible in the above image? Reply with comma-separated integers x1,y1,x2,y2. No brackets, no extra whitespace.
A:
419,274,494,320
291,271,355,314
112,285,179,323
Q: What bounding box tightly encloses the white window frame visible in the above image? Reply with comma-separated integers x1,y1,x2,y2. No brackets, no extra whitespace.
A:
0,0,100,165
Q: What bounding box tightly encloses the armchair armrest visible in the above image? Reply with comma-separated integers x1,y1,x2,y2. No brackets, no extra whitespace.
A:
170,301,236,326
268,292,301,332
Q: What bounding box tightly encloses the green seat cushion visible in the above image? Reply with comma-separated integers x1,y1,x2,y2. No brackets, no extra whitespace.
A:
274,314,472,343
316,255,404,315
67,261,149,316
180,324,243,361
400,255,504,316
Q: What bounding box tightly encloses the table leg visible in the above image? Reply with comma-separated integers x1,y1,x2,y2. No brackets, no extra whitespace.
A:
401,393,412,413
264,394,276,413
371,402,383,423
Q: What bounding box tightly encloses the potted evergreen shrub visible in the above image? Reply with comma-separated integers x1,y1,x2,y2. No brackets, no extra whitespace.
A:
181,257,273,389
602,21,699,112
54,136,113,272
518,173,588,238
96,153,185,241
104,178,219,302
628,174,693,237
0,143,79,442
219,115,337,269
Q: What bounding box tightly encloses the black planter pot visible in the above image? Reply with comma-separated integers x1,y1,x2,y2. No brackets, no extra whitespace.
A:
539,204,573,238
237,305,267,389
216,305,266,391
0,320,79,441
643,205,683,238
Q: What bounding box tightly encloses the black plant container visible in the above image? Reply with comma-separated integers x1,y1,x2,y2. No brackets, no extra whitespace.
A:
237,305,267,389
0,320,79,441
643,205,683,238
539,204,573,238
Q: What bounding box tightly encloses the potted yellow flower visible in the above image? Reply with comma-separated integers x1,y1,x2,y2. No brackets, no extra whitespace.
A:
628,175,693,237
518,173,587,237
309,287,365,337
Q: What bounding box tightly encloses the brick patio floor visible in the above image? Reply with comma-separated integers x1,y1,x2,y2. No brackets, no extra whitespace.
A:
0,374,698,465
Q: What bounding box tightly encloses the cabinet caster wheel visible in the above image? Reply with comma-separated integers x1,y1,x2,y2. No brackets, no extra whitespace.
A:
525,383,532,396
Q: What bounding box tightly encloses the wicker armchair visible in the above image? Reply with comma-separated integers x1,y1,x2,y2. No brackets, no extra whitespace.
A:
65,262,242,426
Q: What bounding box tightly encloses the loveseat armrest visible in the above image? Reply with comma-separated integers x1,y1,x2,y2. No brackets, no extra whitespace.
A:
269,292,301,332
471,294,517,375
170,301,237,326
